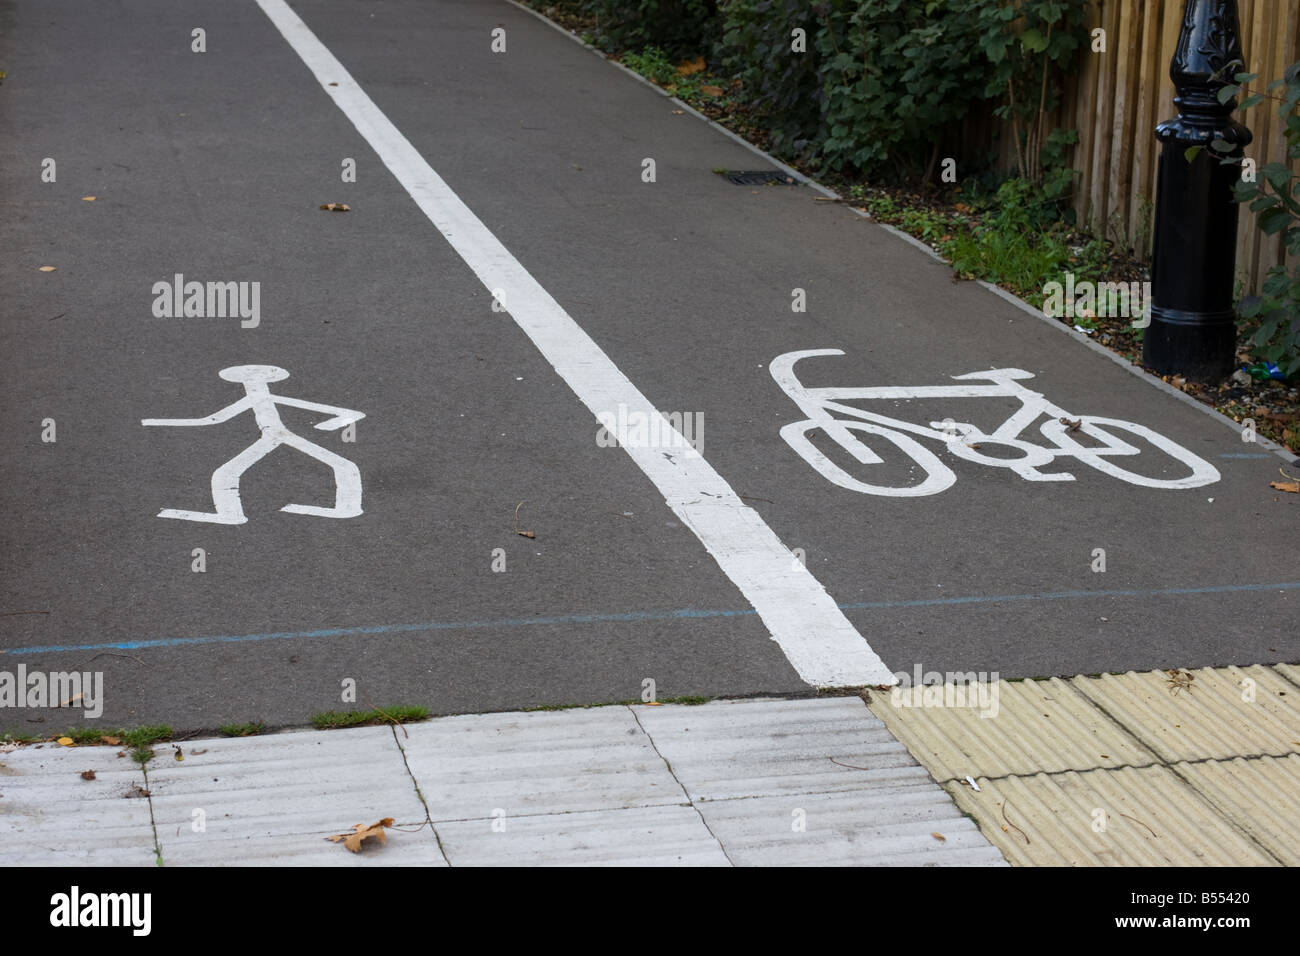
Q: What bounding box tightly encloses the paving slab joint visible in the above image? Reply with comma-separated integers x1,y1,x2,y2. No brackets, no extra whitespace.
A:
627,705,735,866
387,723,450,865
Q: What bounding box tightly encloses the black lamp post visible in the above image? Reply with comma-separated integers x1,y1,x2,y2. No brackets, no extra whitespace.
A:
1144,0,1253,383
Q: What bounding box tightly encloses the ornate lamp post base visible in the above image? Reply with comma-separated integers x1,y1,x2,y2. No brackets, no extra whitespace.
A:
1144,0,1252,383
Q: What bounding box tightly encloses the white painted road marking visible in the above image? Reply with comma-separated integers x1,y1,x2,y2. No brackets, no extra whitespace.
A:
772,349,1221,497
143,364,364,524
254,0,893,687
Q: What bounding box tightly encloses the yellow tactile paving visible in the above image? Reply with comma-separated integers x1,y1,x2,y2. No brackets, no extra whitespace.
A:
1275,662,1300,690
945,768,1279,867
1070,666,1300,762
873,666,1300,866
868,677,1157,780
1173,755,1300,866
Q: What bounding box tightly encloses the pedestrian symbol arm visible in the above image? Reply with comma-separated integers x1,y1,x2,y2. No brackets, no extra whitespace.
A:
141,397,253,428
272,396,366,431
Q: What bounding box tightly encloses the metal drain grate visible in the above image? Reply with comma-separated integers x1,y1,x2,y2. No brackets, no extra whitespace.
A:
722,170,800,186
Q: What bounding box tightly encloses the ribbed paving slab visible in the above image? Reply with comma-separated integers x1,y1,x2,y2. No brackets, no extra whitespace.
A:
1,698,1010,865
696,784,1005,866
434,804,729,866
870,666,1299,867
636,697,1007,866
400,707,684,819
634,697,924,800
147,727,439,866
1172,755,1300,866
1,742,157,866
1071,666,1300,761
868,678,1155,780
945,768,1278,867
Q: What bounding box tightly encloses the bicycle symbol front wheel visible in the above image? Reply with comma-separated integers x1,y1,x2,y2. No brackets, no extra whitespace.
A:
1039,416,1221,489
780,418,956,497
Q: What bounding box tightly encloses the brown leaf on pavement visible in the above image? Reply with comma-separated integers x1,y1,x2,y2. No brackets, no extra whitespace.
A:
514,501,535,538
327,818,395,853
80,770,96,780
1270,481,1299,493
319,202,350,212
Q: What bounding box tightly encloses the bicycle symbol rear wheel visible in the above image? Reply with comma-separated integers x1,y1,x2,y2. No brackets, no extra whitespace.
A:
780,418,956,497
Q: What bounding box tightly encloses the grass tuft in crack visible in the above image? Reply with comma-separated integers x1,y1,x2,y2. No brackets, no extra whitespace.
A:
310,705,429,730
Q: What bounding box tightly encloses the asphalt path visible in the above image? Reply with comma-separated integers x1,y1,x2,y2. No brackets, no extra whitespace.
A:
1,0,1295,733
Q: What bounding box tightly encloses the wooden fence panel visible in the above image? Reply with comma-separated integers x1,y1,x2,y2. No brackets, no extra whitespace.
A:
1055,0,1299,293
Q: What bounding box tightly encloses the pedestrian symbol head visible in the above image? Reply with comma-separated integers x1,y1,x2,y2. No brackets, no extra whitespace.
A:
218,365,290,384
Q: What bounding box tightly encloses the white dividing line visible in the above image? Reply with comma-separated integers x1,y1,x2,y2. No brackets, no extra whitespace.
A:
254,0,893,687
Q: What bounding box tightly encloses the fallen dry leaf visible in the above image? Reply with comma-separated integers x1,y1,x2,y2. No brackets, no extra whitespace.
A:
700,84,725,97
101,735,121,745
124,784,150,799
319,202,350,212
80,770,96,781
191,748,208,755
1059,417,1082,432
931,832,946,841
39,266,57,272
82,196,96,201
59,692,83,708
676,56,705,75
1270,481,1299,494
56,736,74,747
514,501,535,539
327,817,395,853
671,109,684,114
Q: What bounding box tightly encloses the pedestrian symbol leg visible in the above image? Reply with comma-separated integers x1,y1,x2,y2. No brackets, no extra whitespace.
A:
156,436,280,525
277,433,363,518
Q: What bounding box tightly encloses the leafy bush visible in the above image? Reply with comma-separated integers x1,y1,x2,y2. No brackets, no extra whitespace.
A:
716,0,825,158
974,1,1086,184
715,0,1088,181
581,0,721,58
1220,61,1300,376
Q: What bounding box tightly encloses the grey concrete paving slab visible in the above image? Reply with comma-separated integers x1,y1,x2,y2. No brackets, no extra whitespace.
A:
400,707,684,819
0,742,156,866
146,726,440,866
693,788,1006,867
1,699,1007,865
435,804,729,866
634,697,923,801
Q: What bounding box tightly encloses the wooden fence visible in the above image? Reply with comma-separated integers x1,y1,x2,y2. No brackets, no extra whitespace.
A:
1035,0,1299,292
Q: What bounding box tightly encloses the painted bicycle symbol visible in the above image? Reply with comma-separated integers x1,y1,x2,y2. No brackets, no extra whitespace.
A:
771,349,1220,497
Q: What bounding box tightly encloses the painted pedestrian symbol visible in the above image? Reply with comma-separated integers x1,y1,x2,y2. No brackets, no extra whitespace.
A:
142,365,365,524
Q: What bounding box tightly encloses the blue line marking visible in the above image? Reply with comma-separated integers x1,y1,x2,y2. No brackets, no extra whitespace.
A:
5,582,1298,657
